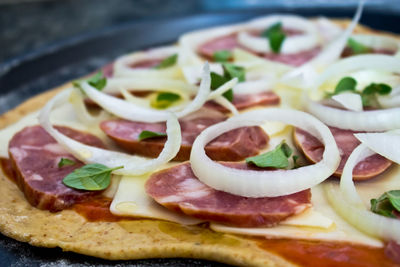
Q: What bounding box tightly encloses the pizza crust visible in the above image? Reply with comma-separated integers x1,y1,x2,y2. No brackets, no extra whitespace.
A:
0,20,396,266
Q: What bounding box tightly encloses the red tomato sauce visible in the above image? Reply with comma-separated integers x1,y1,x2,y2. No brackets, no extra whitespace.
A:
257,239,398,267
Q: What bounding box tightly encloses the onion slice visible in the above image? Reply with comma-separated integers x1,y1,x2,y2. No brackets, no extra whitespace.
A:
103,77,197,95
306,98,400,131
355,132,400,164
325,144,400,243
331,92,363,112
281,1,364,87
190,108,340,197
81,63,211,123
68,89,109,125
113,46,181,78
38,89,182,175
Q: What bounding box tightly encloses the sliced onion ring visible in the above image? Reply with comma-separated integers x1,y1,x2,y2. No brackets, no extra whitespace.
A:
68,89,109,125
190,108,340,197
281,1,364,87
306,98,400,131
113,46,181,78
81,63,211,123
38,89,182,175
325,144,400,243
237,31,319,55
355,132,400,164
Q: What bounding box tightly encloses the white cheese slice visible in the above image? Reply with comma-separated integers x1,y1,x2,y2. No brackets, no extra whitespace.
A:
110,171,202,225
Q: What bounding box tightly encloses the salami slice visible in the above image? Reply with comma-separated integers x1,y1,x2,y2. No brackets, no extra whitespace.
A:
8,125,105,212
101,109,269,161
293,126,392,180
146,162,312,227
197,31,321,66
205,91,280,112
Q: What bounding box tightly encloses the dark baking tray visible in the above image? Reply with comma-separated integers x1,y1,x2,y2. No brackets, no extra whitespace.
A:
0,7,399,267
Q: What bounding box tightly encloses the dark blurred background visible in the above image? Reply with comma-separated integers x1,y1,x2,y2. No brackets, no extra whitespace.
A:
1,0,399,63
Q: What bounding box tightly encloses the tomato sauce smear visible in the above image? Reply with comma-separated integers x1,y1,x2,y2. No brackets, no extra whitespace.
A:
73,197,125,222
257,238,399,267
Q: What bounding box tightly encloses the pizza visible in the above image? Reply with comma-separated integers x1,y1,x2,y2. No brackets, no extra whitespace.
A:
1,5,400,266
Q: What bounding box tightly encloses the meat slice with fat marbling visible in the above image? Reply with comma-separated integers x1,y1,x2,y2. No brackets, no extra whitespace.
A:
146,162,312,227
9,125,105,212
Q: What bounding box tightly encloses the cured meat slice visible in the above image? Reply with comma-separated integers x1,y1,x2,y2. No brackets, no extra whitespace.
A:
205,91,280,112
100,109,269,161
293,126,392,180
146,162,312,227
197,31,320,66
102,58,163,78
9,125,105,212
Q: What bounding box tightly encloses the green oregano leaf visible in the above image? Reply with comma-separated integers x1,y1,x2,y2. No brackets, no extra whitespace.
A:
347,38,372,55
261,22,286,53
222,63,246,82
58,158,77,168
153,54,178,69
72,71,107,91
210,72,234,102
62,163,123,191
370,190,400,218
213,50,232,62
138,130,167,141
246,141,293,169
333,77,357,95
151,92,181,109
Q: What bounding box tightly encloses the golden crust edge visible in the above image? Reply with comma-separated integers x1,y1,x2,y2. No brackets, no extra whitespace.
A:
0,19,396,266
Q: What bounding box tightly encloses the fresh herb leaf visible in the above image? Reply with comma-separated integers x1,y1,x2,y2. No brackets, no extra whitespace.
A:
333,77,357,95
370,190,400,218
62,163,122,191
151,92,181,109
72,71,107,91
222,63,246,82
138,130,167,141
261,22,286,53
153,54,178,69
246,141,293,169
363,83,392,95
210,72,234,102
210,72,228,89
292,155,301,169
347,38,372,55
327,77,392,108
58,158,77,168
361,83,391,107
213,50,232,62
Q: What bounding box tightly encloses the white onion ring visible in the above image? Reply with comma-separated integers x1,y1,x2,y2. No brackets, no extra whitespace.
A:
113,46,181,78
190,108,340,197
237,31,319,55
351,34,400,53
378,86,400,108
314,55,400,92
233,78,274,95
103,77,197,95
281,1,364,88
38,89,182,176
68,89,109,125
325,144,400,242
331,92,363,112
355,132,400,164
306,99,400,131
81,63,211,123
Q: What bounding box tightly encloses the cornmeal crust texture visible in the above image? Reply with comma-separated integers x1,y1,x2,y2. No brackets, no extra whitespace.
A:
0,20,396,267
